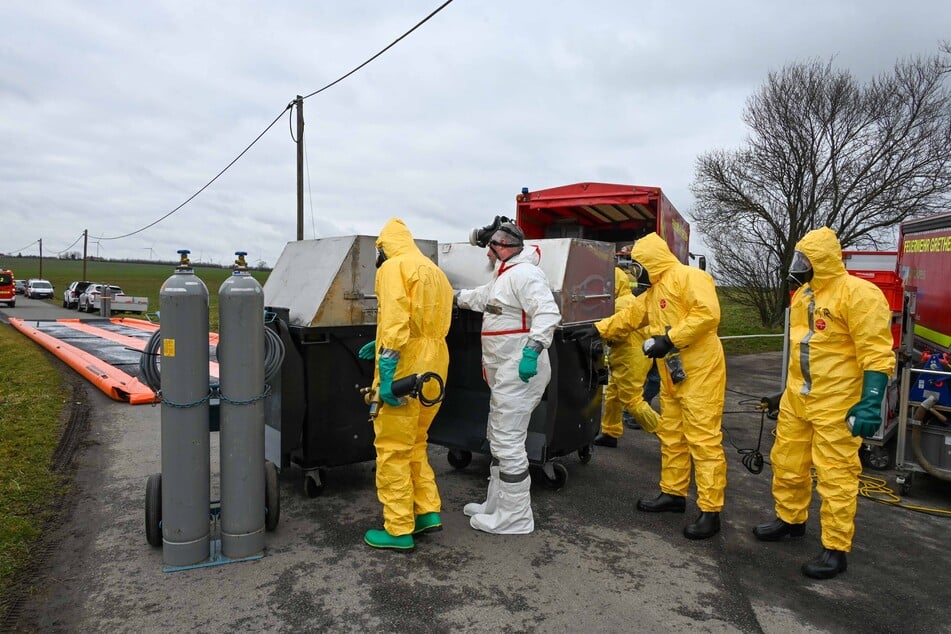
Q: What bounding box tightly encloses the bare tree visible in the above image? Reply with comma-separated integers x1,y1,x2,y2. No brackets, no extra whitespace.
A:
692,46,951,326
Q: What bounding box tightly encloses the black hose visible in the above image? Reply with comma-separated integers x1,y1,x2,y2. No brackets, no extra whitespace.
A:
141,325,286,391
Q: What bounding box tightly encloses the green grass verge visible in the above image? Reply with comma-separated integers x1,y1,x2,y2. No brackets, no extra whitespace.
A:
717,288,785,355
0,323,68,600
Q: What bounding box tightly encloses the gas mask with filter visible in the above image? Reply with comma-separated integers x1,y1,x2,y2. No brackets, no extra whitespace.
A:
469,215,512,248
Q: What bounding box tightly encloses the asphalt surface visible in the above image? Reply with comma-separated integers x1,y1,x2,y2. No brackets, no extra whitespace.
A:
3,295,951,633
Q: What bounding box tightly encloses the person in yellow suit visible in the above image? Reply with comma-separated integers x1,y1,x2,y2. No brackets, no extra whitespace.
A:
753,227,895,579
594,265,660,447
595,232,727,540
358,218,454,550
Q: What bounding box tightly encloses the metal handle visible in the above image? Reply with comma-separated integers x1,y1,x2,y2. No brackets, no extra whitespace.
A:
570,293,611,302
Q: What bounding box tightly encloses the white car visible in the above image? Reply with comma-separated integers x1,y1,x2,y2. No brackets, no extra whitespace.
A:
78,283,125,312
26,279,55,299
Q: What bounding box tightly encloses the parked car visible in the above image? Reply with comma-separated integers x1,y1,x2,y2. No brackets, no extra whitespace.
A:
15,279,27,294
63,280,93,309
26,279,55,300
78,283,125,312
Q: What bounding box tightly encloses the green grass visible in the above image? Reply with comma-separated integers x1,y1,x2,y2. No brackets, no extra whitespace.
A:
717,288,785,355
1,256,269,331
0,323,68,600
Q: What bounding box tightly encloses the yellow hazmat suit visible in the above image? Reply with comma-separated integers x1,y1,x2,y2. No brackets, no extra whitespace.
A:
372,218,454,537
596,233,727,512
772,227,895,551
600,267,659,437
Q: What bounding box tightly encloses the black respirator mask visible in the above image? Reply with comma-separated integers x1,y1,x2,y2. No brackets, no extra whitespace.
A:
787,251,814,289
375,247,387,269
469,215,512,248
631,261,651,296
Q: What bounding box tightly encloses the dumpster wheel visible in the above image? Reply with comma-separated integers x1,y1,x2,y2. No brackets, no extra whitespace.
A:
577,445,592,464
304,468,326,498
447,449,472,470
534,462,568,490
145,473,162,548
265,461,280,531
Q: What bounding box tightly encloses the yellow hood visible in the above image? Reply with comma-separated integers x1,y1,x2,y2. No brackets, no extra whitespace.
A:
795,227,845,290
631,233,680,283
376,218,417,259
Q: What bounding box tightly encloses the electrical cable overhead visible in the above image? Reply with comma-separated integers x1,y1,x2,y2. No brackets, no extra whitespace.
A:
87,0,456,246
2,239,39,255
301,0,455,101
52,232,87,256
90,108,289,242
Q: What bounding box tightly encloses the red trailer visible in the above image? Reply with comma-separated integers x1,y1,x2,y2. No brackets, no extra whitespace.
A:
515,182,692,264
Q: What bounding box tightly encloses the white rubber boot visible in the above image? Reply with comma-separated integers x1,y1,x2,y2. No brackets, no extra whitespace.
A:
464,465,500,517
469,475,534,535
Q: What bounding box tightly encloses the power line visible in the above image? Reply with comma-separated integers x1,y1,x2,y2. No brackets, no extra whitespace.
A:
89,0,456,244
2,239,39,254
301,0,455,101
52,232,87,255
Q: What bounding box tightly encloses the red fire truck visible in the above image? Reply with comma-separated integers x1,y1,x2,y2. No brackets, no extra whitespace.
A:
0,268,15,308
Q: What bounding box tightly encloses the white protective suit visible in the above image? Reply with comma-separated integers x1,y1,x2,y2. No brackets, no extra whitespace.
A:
455,243,562,534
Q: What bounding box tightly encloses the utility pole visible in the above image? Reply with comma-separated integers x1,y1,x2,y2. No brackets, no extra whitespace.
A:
39,238,43,279
82,230,88,280
295,95,304,241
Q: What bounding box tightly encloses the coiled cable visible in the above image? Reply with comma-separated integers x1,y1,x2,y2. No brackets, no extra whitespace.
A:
140,325,286,392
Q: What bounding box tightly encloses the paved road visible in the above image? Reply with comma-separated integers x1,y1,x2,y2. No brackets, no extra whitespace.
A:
3,298,951,633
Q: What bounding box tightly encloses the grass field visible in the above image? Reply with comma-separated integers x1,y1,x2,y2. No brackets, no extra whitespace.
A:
0,324,67,601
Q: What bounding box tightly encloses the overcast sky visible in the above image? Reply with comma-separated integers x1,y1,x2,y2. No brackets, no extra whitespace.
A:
2,1,948,268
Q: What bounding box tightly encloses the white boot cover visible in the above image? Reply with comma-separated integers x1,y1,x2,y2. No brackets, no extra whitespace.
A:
470,477,534,535
464,465,500,517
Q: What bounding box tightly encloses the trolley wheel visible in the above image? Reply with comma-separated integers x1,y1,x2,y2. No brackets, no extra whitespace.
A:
897,472,913,496
447,449,472,470
863,444,893,471
145,473,162,547
577,445,593,464
303,469,325,498
264,461,280,531
534,462,568,491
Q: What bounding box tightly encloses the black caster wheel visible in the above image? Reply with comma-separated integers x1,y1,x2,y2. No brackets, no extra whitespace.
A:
897,473,913,496
447,449,472,470
535,462,568,490
304,468,326,498
264,461,280,531
577,445,592,464
145,473,162,547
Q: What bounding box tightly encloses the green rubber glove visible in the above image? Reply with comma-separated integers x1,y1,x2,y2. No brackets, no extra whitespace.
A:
518,347,540,383
358,340,376,360
846,370,888,438
377,356,401,406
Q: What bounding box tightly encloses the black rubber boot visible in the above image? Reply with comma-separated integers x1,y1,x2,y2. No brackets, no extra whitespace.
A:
802,548,847,579
753,518,806,541
684,512,720,540
636,492,686,513
593,433,618,448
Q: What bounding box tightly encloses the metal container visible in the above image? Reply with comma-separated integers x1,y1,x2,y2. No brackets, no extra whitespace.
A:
437,239,615,325
159,265,211,567
263,236,437,495
264,236,434,328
